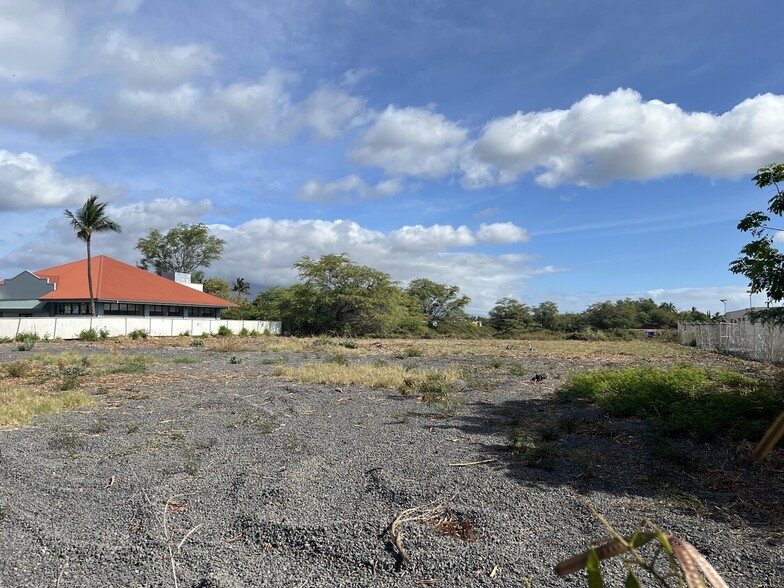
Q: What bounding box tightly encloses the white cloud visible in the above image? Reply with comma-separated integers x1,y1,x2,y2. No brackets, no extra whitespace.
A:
476,222,530,244
471,89,784,187
0,151,115,210
350,106,468,178
113,0,144,15
294,86,368,139
0,0,72,81
0,197,212,271
0,91,96,136
111,72,367,144
389,224,476,251
296,175,403,202
95,28,218,88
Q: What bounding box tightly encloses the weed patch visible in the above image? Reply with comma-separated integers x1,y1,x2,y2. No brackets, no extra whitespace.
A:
276,363,457,391
559,364,782,442
0,385,91,426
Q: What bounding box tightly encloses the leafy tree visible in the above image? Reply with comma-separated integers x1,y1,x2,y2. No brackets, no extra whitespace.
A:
203,277,231,300
532,301,559,330
232,277,251,300
488,297,532,337
730,163,784,322
406,278,470,329
136,223,226,275
294,253,413,336
583,300,638,330
64,195,121,316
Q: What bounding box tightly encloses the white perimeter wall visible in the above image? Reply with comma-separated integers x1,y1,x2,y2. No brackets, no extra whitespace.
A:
0,317,281,340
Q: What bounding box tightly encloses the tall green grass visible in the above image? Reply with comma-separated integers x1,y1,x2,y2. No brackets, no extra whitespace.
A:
559,364,782,442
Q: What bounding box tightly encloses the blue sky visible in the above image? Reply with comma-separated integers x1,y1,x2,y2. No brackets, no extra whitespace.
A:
1,0,784,315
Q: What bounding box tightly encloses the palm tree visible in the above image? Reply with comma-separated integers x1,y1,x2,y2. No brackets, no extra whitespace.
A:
232,277,251,300
64,195,121,316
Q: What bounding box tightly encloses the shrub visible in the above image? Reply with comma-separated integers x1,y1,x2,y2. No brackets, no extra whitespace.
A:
508,362,527,377
128,329,148,340
217,325,233,337
488,357,504,369
239,327,250,337
5,360,31,378
397,347,425,359
0,337,12,344
508,427,557,470
190,339,205,348
179,330,190,337
78,328,99,342
99,327,110,340
15,331,39,343
341,339,358,349
16,339,35,352
313,337,332,346
328,352,349,365
418,372,452,404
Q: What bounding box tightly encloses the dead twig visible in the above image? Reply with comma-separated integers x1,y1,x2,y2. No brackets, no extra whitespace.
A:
447,458,497,467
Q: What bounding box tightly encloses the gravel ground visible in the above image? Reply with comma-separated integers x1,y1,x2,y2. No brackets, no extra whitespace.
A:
0,340,782,587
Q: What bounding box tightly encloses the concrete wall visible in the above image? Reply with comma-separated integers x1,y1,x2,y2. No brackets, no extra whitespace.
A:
0,317,281,340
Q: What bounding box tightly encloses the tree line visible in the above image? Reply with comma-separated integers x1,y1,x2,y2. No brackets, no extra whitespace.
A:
210,252,709,337
127,222,713,337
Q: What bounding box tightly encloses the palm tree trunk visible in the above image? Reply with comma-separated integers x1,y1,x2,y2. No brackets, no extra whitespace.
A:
86,238,95,316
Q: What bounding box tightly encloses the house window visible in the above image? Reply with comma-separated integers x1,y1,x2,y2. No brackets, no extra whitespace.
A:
149,305,184,317
104,303,144,316
56,302,90,315
189,307,217,318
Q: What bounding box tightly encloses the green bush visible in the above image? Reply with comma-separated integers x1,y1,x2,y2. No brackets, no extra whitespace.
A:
15,331,39,343
239,327,250,337
508,362,527,377
78,328,99,341
341,339,358,349
190,339,205,348
559,364,782,442
16,339,35,352
418,372,452,404
217,325,233,337
128,329,148,340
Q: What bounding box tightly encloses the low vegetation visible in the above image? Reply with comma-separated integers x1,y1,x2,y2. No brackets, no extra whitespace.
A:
0,384,91,427
558,364,783,442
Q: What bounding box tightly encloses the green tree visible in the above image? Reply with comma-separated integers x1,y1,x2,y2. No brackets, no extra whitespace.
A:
488,297,532,337
730,163,784,321
232,277,251,300
406,278,471,329
64,195,121,316
136,223,226,275
203,277,231,300
532,300,559,330
294,253,413,336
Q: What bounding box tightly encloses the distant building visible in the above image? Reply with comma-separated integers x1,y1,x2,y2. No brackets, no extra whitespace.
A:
724,307,770,323
0,256,236,318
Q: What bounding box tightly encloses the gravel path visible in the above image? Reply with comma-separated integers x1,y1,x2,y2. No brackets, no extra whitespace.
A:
0,341,781,587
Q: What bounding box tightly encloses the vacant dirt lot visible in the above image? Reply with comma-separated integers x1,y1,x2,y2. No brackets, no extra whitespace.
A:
0,337,782,587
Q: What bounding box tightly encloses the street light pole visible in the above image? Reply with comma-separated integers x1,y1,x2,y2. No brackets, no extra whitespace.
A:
720,298,727,317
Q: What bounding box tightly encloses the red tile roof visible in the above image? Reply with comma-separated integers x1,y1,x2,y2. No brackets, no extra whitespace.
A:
36,256,237,307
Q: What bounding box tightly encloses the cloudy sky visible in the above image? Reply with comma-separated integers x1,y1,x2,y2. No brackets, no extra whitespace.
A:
1,0,783,315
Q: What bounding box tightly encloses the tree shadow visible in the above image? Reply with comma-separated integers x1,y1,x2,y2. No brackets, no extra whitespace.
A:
433,390,783,535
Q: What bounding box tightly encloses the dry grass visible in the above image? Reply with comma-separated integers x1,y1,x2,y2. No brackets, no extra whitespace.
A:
273,362,458,390
0,384,92,427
